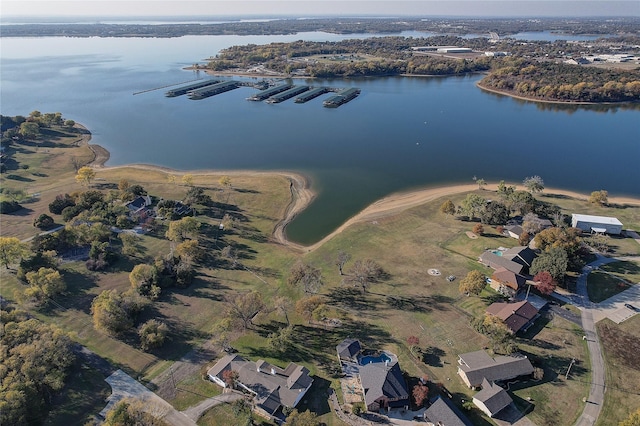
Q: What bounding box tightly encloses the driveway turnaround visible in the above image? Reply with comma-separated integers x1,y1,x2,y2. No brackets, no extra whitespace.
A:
100,370,196,426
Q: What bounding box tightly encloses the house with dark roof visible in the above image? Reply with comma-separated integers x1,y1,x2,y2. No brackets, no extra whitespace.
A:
125,195,152,216
486,301,539,334
423,396,473,426
207,354,313,420
472,378,513,418
489,268,527,297
479,251,524,275
359,361,409,412
457,350,534,388
336,338,362,363
502,246,537,274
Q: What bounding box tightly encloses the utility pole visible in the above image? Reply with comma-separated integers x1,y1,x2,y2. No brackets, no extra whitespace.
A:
565,358,576,379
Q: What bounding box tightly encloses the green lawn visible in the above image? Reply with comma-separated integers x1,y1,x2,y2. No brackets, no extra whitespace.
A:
587,271,632,303
599,260,640,284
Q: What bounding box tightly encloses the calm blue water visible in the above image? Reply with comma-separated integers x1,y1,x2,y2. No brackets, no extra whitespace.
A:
1,34,638,244
360,353,392,365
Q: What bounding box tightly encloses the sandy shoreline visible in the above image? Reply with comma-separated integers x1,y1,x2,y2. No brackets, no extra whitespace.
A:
79,134,639,254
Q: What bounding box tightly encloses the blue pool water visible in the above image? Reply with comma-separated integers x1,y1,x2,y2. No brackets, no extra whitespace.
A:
491,250,504,256
360,353,392,365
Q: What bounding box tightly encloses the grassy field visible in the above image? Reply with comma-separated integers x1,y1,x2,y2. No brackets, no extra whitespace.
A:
3,123,640,425
596,316,640,426
599,260,640,284
587,271,632,303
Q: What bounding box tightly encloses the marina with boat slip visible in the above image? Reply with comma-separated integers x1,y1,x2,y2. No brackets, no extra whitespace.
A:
166,78,359,107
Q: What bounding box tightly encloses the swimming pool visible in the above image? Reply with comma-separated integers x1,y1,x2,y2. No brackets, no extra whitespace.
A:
360,353,392,365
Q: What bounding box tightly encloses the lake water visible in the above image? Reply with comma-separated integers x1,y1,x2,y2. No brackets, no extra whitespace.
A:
1,33,638,244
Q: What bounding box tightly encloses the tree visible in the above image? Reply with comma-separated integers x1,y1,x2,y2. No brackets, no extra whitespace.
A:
222,369,239,389
335,250,351,275
75,166,96,187
104,397,170,426
534,227,582,259
460,193,487,219
129,264,159,297
476,178,487,190
296,295,325,323
33,213,54,229
0,237,29,269
268,325,295,354
440,199,456,216
49,193,75,214
522,213,546,235
459,270,486,295
91,289,143,335
287,409,320,426
589,190,609,206
508,190,536,215
120,232,143,257
533,271,557,295
19,121,40,139
175,239,202,263
165,216,200,242
412,383,429,407
480,201,509,225
472,223,484,236
24,267,65,305
473,314,518,354
407,335,420,356
523,175,544,194
273,295,293,325
519,231,531,246
619,408,640,426
227,291,265,329
219,175,232,188
497,180,515,199
64,119,75,128
288,261,323,294
0,312,75,425
138,319,169,351
181,174,194,186
530,246,569,284
343,259,384,293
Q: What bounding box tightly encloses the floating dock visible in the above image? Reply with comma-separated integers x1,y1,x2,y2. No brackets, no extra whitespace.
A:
247,83,293,101
187,81,239,100
294,87,328,103
266,86,310,104
166,79,219,97
323,88,360,108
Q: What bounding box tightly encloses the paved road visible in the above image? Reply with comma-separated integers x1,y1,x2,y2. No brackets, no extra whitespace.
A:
573,255,615,426
181,391,243,422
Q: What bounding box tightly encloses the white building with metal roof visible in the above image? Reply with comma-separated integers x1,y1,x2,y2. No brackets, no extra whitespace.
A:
571,214,623,235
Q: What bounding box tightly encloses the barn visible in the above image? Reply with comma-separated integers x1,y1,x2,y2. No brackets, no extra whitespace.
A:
571,214,623,235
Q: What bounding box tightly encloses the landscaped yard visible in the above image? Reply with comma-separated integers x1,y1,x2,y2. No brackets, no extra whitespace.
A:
599,260,640,284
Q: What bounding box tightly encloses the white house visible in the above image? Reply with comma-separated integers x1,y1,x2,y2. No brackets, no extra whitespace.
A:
571,214,623,235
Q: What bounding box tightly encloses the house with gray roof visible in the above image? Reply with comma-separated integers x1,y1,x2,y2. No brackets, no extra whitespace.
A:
207,354,313,420
336,338,362,363
502,246,537,272
457,350,533,388
479,251,524,275
423,396,473,426
505,224,524,239
472,378,513,418
359,361,409,412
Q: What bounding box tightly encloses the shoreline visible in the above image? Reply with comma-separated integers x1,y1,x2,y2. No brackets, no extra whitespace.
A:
78,134,640,254
476,82,638,106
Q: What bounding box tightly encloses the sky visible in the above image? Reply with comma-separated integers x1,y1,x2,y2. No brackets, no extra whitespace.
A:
2,1,639,18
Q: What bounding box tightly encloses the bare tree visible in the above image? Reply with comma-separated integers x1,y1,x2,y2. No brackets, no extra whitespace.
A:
335,250,351,275
288,261,323,294
273,296,293,325
343,259,384,294
226,291,265,329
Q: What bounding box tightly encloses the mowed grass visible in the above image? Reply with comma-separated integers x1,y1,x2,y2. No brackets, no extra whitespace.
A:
599,260,640,284
596,316,640,426
587,271,632,303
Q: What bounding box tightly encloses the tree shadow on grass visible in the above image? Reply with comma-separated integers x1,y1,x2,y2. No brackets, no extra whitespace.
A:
57,268,99,314
421,346,446,367
5,174,34,182
295,376,332,416
325,287,376,312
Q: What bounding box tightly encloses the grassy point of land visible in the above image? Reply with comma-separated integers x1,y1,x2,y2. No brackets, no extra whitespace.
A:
596,316,640,426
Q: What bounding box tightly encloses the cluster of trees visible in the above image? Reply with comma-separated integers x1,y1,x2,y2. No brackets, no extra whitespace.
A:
480,59,640,103
472,313,518,354
208,36,493,78
0,308,76,425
